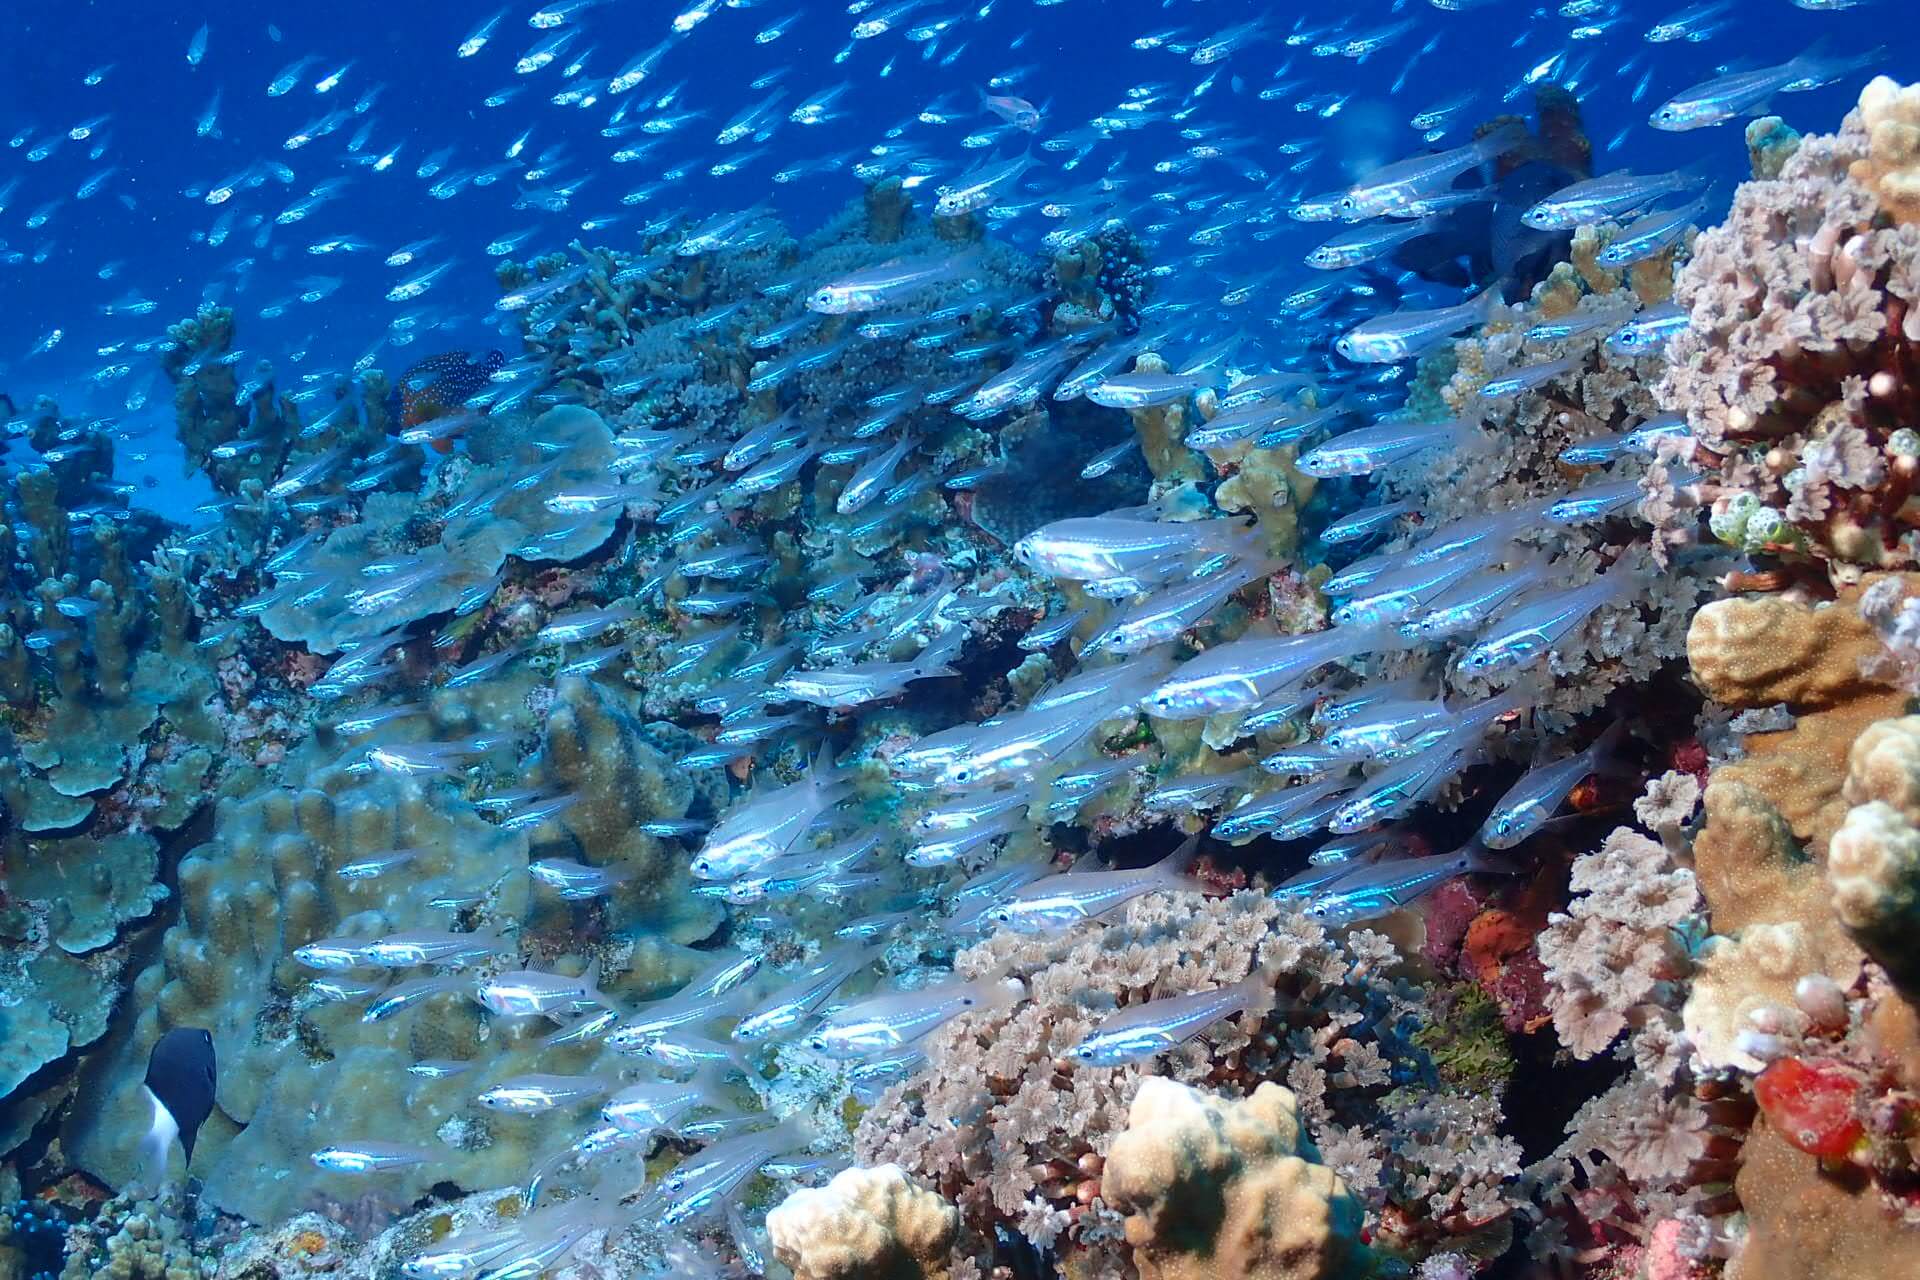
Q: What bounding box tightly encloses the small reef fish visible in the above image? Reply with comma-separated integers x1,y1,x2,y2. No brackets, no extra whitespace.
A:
804,977,1024,1058
311,1140,438,1174
389,349,506,454
1067,973,1273,1067
984,838,1200,933
1306,845,1514,926
1651,42,1883,129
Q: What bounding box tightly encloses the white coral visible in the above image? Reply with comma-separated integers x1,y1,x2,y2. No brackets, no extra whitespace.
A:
766,1164,958,1280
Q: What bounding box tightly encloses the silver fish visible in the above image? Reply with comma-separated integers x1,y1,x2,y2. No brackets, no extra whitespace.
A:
1067,972,1271,1067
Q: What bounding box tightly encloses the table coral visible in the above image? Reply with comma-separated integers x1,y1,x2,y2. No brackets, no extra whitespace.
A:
257,404,621,654
767,1164,959,1280
0,402,216,832
1101,1078,1371,1280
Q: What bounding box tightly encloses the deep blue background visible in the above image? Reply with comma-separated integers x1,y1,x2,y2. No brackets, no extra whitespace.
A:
0,0,1907,518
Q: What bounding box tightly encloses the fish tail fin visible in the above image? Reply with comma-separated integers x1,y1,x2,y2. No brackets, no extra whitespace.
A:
1475,119,1531,162
136,1084,180,1188
1676,156,1719,186
582,955,609,1007
1234,968,1280,1018
1464,845,1526,877
1153,833,1206,886
1585,719,1634,777
1788,35,1837,71
1473,281,1508,321
810,737,837,781
977,975,1028,1011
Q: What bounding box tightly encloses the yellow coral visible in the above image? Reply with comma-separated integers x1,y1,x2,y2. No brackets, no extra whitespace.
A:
1853,76,1920,226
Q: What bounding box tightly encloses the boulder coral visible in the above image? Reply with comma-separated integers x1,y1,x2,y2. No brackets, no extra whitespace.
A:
1854,76,1920,227
1680,581,1920,1278
766,1164,959,1280
1101,1078,1371,1280
1829,715,1920,992
1681,590,1896,1069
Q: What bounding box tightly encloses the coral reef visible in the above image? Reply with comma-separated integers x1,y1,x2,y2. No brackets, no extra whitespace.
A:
1102,1078,1371,1280
9,60,1918,1280
855,891,1518,1276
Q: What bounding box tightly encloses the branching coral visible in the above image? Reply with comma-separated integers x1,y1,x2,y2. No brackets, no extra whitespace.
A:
1524,782,1732,1266
1539,827,1702,1060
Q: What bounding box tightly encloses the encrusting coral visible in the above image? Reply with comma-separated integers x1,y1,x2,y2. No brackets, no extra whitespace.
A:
1101,1077,1371,1280
767,1164,959,1280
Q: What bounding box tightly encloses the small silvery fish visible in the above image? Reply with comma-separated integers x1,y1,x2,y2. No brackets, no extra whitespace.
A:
1067,972,1273,1067
803,977,1024,1058
476,960,611,1017
1480,722,1627,848
984,838,1200,933
1335,287,1502,364
311,1140,438,1174
1306,845,1513,926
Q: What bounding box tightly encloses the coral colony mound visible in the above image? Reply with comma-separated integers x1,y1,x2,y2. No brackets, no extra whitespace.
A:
3,6,1920,1279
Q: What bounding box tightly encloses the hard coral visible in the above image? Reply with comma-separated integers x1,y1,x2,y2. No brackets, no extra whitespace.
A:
61,759,534,1218
1829,716,1920,993
766,1164,959,1280
854,891,1509,1278
1101,1078,1371,1280
1854,77,1920,227
1539,827,1700,1060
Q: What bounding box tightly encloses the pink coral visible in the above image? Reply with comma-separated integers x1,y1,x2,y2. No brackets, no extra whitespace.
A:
1538,827,1702,1059
1662,96,1920,577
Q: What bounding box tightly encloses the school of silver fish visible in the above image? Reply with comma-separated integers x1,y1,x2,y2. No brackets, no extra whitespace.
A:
1,0,1896,1275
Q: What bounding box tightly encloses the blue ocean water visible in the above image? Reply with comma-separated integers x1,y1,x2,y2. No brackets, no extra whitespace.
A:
0,0,1907,520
